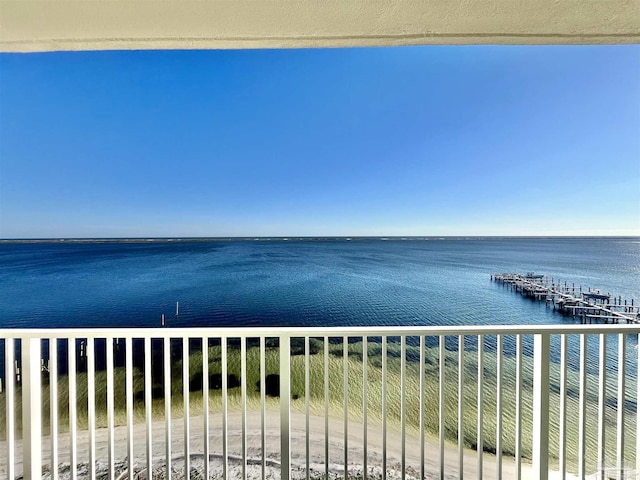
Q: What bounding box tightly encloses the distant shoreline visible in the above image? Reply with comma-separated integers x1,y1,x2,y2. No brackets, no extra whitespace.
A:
1,235,638,244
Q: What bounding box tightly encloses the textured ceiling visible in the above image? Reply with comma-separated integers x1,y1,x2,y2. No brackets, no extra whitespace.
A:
1,0,639,52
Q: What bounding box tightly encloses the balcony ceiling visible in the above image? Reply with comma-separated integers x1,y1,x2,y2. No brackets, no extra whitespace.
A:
0,0,638,53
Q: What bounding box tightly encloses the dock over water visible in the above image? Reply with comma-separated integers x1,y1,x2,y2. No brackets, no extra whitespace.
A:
492,272,640,324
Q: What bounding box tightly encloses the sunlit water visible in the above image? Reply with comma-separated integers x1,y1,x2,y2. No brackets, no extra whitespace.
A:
1,237,640,470
1,237,638,329
0,237,639,378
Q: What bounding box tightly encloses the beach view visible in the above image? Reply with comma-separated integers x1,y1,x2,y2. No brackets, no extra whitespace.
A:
1,13,639,480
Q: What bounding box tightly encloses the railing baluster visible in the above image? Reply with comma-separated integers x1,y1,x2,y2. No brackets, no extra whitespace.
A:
382,336,387,480
516,334,523,480
87,338,96,480
363,335,368,480
558,334,566,480
260,336,266,480
420,335,425,480
126,337,134,478
344,335,349,480
50,338,58,480
496,334,502,480
241,336,247,480
222,336,228,480
280,335,291,480
107,338,115,480
164,336,172,480
203,337,210,480
183,337,190,480
401,335,406,480
439,334,445,479
637,332,640,474
5,338,15,480
477,334,483,480
578,334,587,479
305,336,311,480
458,335,464,480
532,333,550,480
617,333,626,472
69,339,77,480
145,337,153,480
598,334,607,475
22,337,42,480
6,323,640,480
324,336,329,480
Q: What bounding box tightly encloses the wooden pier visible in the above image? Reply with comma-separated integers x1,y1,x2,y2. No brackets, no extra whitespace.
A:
492,272,640,324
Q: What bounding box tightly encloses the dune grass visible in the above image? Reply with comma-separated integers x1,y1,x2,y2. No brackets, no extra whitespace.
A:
0,337,637,475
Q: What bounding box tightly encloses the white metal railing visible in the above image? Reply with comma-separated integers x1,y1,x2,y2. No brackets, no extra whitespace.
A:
2,324,640,480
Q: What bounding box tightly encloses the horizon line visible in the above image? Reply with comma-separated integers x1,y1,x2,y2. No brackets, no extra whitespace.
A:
1,235,639,243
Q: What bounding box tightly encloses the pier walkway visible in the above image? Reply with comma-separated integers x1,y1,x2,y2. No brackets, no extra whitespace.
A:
492,272,640,324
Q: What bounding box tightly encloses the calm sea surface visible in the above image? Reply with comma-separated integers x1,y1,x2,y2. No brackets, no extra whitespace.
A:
1,237,638,330
1,237,639,441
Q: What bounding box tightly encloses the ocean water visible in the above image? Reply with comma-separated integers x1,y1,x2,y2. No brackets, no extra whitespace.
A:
1,237,638,330
1,238,639,466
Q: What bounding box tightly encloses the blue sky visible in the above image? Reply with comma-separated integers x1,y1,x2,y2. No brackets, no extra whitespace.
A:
1,46,639,238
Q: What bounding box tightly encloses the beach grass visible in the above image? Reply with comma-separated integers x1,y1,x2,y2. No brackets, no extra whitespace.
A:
0,338,637,475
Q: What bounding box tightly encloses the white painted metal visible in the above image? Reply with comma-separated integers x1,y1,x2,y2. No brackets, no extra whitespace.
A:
7,324,640,480
439,335,445,480
597,334,606,474
22,337,42,480
532,333,550,480
69,339,77,480
477,334,483,480
260,337,266,480
305,336,311,480
164,336,172,480
50,338,59,480
241,337,247,480
280,336,291,480
458,335,464,480
363,335,368,480
203,337,210,480
126,337,134,478
559,334,567,480
344,335,349,480
183,337,190,480
382,336,387,480
222,336,228,480
5,338,15,480
578,334,587,479
401,336,406,480
87,338,96,480
496,334,503,480
515,335,523,480
145,337,153,480
637,334,640,474
324,336,329,480
617,333,626,471
107,338,115,480
9,323,640,339
420,335,425,480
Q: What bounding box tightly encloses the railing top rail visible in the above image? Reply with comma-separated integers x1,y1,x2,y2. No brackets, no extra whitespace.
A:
2,323,640,339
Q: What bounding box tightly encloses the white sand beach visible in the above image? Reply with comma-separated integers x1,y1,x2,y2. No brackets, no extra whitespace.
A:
1,411,574,479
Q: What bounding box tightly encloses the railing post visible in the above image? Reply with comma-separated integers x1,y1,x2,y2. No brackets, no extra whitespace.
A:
6,338,15,480
280,335,291,480
533,333,550,480
22,337,42,480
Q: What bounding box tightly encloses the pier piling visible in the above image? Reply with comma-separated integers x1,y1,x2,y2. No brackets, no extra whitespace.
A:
492,273,639,324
